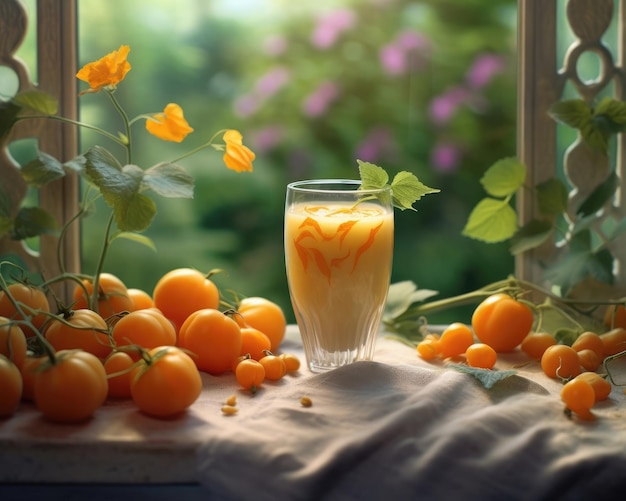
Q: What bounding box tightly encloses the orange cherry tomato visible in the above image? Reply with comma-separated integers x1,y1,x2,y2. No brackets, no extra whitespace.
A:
33,350,108,423
603,304,626,329
152,268,219,331
259,351,287,380
20,354,47,401
0,283,50,338
560,377,596,421
239,326,272,361
0,354,22,417
576,372,612,402
178,308,242,375
112,308,176,356
465,343,497,369
73,273,134,319
571,331,604,358
279,353,301,372
471,293,534,352
599,328,626,357
45,309,112,360
0,316,27,368
104,351,135,399
520,332,557,360
130,346,202,418
236,297,286,352
127,288,155,310
438,322,474,359
540,344,581,379
235,358,265,393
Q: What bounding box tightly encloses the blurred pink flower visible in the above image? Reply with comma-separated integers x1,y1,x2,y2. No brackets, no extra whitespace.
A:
466,53,506,89
380,29,431,76
429,86,470,125
311,8,357,49
431,142,462,173
264,35,288,56
302,81,340,117
380,43,406,75
355,127,395,162
255,66,291,98
234,94,259,118
397,30,430,51
251,125,284,153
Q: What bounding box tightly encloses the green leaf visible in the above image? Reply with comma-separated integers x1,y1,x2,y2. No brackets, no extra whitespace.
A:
462,197,518,243
580,121,611,153
548,99,592,130
480,157,526,198
142,162,194,199
21,151,66,187
509,219,554,255
390,171,440,211
113,191,157,233
11,207,58,240
110,231,157,251
384,280,439,320
64,155,87,174
594,97,626,129
13,89,58,115
0,215,12,238
576,171,619,217
357,160,389,189
83,145,124,189
448,364,517,389
536,178,568,216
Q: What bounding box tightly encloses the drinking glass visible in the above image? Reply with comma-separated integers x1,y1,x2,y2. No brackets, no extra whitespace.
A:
284,179,394,372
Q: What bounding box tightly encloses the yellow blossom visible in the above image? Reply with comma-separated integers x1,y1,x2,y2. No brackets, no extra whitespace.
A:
76,45,132,92
223,130,255,173
145,103,194,143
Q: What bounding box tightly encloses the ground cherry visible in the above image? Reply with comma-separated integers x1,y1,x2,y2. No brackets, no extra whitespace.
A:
465,343,497,369
416,338,441,361
540,344,582,379
438,322,474,359
520,331,557,360
561,377,596,420
235,358,265,393
472,293,534,352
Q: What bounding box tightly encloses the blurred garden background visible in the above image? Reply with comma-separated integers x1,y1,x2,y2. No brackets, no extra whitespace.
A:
8,0,521,323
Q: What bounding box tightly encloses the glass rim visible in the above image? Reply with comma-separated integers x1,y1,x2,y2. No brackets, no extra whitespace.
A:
287,179,391,195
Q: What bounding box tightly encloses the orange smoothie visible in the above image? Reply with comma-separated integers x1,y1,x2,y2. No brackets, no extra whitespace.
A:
285,201,394,370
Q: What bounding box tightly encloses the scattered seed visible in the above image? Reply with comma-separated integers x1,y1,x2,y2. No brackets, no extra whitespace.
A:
225,394,237,407
221,405,238,415
300,396,312,407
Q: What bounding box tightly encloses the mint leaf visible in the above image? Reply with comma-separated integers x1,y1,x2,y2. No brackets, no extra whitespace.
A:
549,99,592,130
390,171,440,211
480,157,526,198
462,197,518,243
448,364,517,389
357,160,388,189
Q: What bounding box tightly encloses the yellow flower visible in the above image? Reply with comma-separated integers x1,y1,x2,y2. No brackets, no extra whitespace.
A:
76,45,132,92
145,103,194,143
223,130,255,173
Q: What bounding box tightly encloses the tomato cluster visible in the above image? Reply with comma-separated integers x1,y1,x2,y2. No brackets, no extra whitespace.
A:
0,268,298,423
416,293,623,421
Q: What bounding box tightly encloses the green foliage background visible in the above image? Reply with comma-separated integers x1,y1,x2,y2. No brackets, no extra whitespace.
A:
8,0,519,323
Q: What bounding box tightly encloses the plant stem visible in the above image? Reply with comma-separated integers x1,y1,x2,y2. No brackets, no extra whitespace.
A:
170,129,225,163
90,213,115,314
106,90,133,164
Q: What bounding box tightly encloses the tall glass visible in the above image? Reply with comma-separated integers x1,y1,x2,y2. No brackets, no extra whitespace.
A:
284,180,394,372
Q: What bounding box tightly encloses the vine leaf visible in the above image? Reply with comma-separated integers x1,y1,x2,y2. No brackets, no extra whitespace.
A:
462,198,518,243
448,364,517,389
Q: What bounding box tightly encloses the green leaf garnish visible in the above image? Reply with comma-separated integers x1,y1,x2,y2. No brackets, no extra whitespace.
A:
357,159,439,211
448,364,517,389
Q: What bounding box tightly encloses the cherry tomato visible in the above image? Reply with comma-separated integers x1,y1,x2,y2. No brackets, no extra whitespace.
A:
235,358,265,393
465,343,497,369
571,331,604,358
104,351,135,399
0,354,22,417
279,353,301,372
520,332,557,360
0,316,27,368
599,328,626,357
130,346,202,418
603,304,626,329
45,309,112,360
540,344,581,379
112,308,176,356
561,377,596,421
127,288,155,310
439,322,474,359
73,273,134,319
576,372,612,401
33,350,108,423
259,351,287,380
178,308,242,375
236,297,286,352
152,268,219,331
471,293,534,352
20,354,47,401
239,326,271,361
0,283,50,338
